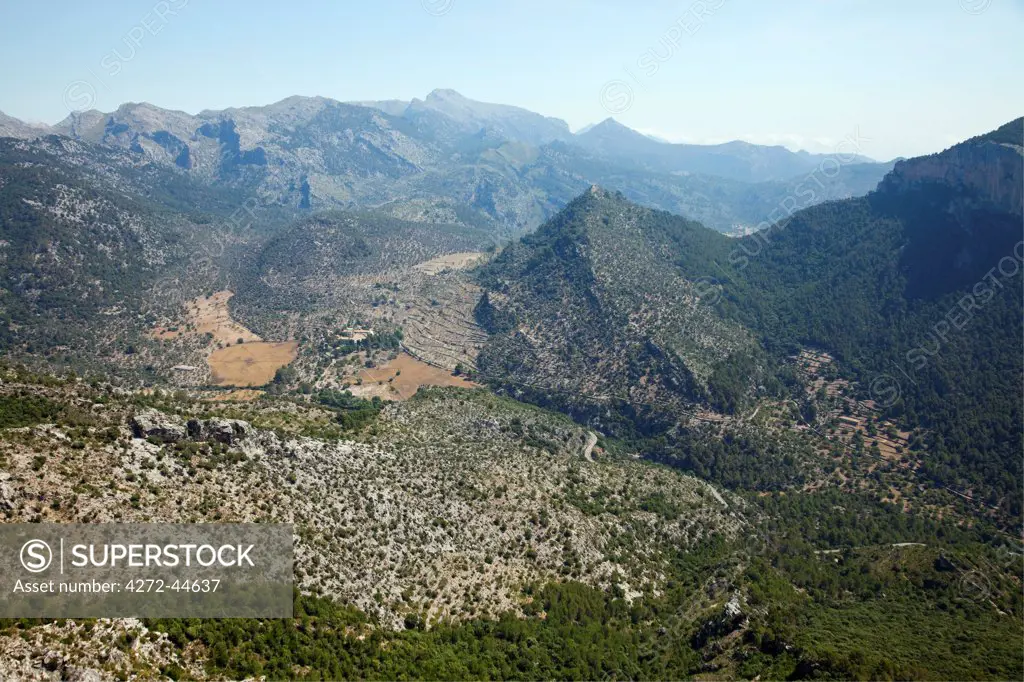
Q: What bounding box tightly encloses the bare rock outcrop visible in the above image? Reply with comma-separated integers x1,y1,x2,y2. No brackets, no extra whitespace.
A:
0,473,16,512
187,417,251,444
132,410,250,445
129,409,187,443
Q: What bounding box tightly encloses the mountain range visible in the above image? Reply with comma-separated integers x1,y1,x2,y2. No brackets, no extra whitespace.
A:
0,89,892,234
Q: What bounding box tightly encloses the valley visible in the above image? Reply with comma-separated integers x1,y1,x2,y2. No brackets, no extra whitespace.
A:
0,80,1020,679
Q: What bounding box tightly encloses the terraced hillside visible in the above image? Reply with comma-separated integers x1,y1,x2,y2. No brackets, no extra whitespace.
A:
389,265,489,371
228,211,496,382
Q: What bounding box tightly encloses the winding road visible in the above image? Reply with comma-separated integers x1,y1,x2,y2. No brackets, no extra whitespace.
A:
582,431,598,462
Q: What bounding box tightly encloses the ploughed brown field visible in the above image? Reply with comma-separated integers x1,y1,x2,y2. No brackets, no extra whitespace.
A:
150,290,299,387
208,341,299,387
152,290,261,344
350,352,478,400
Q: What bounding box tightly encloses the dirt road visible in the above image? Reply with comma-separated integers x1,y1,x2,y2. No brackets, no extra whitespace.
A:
582,431,597,462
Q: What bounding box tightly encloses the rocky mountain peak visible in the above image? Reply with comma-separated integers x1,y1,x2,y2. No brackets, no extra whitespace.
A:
425,88,466,102
579,117,644,138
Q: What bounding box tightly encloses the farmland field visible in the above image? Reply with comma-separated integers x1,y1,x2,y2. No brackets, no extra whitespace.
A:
208,341,299,386
349,352,478,400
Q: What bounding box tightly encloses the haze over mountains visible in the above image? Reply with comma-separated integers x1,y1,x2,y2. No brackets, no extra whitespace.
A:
3,0,1023,674
1,98,1017,522
0,89,892,234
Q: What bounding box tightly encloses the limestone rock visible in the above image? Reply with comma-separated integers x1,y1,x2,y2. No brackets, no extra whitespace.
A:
64,667,104,682
0,479,16,511
186,417,251,444
204,418,237,444
129,409,186,443
42,649,63,671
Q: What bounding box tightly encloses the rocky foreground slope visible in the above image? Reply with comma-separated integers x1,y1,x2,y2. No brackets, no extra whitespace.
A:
0,366,747,629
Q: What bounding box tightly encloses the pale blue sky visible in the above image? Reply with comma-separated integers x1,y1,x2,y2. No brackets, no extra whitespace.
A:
0,0,1020,159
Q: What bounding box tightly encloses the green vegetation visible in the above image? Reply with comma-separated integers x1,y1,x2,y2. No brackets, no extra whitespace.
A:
315,389,386,431
724,186,1023,520
0,394,62,428
739,548,1022,681
146,585,644,681
0,106,1019,680
0,361,1019,679
140,518,1022,681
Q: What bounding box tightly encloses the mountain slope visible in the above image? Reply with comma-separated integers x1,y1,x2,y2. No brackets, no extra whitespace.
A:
722,118,1023,515
0,110,1020,680
475,186,758,429
230,209,495,344
0,137,195,335
0,110,49,139
0,134,300,381
3,367,1018,680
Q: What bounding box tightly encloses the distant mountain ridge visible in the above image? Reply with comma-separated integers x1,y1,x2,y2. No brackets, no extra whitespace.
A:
360,88,573,146
574,117,876,182
0,110,49,139
0,91,894,233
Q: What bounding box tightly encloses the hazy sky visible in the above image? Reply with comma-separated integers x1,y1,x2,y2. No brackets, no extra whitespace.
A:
0,0,1020,159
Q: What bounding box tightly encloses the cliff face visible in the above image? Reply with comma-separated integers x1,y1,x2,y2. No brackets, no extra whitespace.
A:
881,138,1023,215
865,128,1023,304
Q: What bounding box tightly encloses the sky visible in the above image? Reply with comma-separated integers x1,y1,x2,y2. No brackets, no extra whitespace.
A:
0,0,1020,160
